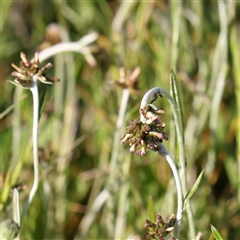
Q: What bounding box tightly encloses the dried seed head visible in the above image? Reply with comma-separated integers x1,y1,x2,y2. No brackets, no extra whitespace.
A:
8,52,60,88
144,214,175,239
115,66,141,94
121,103,168,155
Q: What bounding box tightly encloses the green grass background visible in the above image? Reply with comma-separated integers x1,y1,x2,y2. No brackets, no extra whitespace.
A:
0,1,239,239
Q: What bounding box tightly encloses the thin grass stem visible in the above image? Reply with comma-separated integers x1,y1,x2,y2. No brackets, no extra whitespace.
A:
106,88,131,235
79,88,131,237
114,153,131,239
109,88,131,181
79,189,110,238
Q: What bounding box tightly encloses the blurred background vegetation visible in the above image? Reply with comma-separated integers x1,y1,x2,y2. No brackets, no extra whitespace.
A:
0,0,239,239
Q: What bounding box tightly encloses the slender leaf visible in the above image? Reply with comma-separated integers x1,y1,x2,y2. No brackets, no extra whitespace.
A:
38,85,47,120
147,196,155,222
0,94,27,119
183,170,204,209
210,224,224,240
170,70,184,142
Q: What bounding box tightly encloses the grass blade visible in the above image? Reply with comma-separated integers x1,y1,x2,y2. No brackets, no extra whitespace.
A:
38,85,47,121
210,224,224,240
147,196,155,222
183,170,204,210
170,70,184,142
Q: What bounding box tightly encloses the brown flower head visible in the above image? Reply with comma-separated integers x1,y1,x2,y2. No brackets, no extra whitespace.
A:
144,214,176,240
121,104,168,155
9,52,60,88
115,66,140,94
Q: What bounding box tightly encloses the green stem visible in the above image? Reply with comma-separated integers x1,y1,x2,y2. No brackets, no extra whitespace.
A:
79,189,110,238
106,88,131,235
79,88,130,237
171,0,182,69
114,152,131,239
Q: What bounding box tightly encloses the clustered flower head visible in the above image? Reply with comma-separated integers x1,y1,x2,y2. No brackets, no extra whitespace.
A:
120,104,168,155
144,214,176,240
10,52,60,88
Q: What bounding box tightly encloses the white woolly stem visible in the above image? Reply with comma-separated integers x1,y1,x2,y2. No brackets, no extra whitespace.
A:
38,32,98,62
13,187,20,239
140,87,183,239
157,143,182,239
21,75,39,222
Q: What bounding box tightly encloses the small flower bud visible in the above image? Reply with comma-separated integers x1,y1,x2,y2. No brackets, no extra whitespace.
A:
33,52,40,67
167,214,176,227
129,143,137,153
120,133,133,144
154,109,165,114
146,234,154,239
38,63,53,76
157,214,165,225
165,226,174,233
145,111,158,120
144,219,154,228
140,140,147,155
11,63,23,73
20,52,31,67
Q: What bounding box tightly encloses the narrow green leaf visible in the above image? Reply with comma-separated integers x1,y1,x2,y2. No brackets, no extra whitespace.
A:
38,86,47,121
183,170,204,209
147,196,155,222
170,70,184,143
0,94,27,119
210,224,224,240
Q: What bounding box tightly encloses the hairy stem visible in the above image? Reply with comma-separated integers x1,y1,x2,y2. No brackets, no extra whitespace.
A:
21,75,39,222
38,32,98,63
140,87,184,239
157,143,182,239
13,187,20,239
